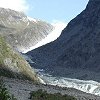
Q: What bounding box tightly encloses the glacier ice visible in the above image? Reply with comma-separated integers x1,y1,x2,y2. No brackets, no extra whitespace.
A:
37,70,100,96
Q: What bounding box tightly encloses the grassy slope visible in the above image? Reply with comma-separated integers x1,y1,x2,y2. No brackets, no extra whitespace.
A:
0,35,39,82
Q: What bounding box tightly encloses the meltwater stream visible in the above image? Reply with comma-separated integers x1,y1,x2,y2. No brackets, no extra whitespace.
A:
35,69,100,96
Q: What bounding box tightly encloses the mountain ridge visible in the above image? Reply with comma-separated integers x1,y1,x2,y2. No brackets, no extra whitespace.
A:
0,7,53,52
1,1,100,99
27,0,100,82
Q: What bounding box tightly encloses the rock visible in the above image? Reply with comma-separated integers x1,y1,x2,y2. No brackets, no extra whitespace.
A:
27,0,100,82
0,7,53,52
2,76,100,100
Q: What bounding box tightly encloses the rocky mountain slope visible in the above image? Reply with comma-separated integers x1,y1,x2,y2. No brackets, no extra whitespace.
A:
0,35,41,82
2,77,100,100
0,8,53,52
27,0,100,82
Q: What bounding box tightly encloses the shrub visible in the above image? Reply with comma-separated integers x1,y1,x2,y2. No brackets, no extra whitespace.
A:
0,80,17,100
30,89,77,100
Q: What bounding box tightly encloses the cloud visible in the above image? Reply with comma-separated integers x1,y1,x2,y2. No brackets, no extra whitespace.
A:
0,0,29,12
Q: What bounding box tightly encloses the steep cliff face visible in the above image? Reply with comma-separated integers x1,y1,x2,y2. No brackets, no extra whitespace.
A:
0,35,40,82
0,8,53,52
27,0,100,82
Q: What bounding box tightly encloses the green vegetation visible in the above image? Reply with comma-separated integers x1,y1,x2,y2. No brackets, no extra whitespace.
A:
0,68,15,78
0,35,39,82
0,80,17,100
30,89,77,100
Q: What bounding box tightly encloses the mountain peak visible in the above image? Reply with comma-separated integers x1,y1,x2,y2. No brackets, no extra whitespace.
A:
86,0,100,9
89,0,100,1
0,7,53,52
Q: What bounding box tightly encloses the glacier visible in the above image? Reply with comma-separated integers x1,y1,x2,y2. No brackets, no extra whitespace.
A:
22,18,100,96
23,54,100,96
36,70,100,96
22,21,66,53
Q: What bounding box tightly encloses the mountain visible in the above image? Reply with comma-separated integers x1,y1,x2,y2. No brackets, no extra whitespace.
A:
27,0,100,82
0,8,53,53
2,77,100,100
0,35,43,82
0,36,43,82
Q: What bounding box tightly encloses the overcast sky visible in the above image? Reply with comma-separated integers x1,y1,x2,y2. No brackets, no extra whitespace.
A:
0,0,89,23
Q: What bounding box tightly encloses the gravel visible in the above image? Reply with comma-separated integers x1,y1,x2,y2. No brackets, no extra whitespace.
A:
1,76,100,100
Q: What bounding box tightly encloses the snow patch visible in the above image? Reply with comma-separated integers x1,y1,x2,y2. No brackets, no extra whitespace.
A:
22,17,28,22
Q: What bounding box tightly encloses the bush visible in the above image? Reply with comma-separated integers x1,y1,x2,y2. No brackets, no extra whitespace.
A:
30,89,77,100
0,80,17,100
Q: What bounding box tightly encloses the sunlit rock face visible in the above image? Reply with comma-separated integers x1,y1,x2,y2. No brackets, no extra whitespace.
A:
0,7,53,52
27,0,100,82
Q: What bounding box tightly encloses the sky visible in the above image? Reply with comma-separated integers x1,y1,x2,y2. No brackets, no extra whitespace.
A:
0,0,89,24
26,0,89,23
